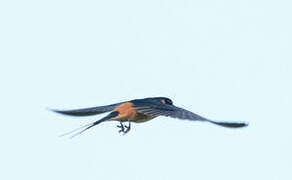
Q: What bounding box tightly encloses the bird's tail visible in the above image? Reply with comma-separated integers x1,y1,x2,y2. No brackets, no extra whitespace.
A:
206,120,248,128
60,111,119,138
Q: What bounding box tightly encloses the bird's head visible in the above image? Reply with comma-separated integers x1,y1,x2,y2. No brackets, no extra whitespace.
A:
155,97,173,105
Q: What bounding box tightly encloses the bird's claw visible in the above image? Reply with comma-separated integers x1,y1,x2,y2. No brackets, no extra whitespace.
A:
117,124,124,133
123,125,131,134
117,122,131,135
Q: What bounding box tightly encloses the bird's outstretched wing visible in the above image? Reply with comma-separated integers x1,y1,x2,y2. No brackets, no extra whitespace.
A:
134,102,248,128
51,102,123,116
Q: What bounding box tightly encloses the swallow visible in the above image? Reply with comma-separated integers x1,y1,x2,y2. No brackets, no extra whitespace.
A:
52,97,248,138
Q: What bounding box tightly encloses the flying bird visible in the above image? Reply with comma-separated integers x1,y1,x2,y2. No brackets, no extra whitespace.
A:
52,97,248,138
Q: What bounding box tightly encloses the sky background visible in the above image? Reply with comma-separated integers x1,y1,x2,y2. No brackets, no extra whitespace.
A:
1,0,291,180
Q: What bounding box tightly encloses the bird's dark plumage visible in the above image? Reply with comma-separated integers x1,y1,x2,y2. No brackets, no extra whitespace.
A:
51,102,122,116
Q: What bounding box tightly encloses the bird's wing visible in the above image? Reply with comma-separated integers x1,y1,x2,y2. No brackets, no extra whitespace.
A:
51,102,123,116
134,103,248,128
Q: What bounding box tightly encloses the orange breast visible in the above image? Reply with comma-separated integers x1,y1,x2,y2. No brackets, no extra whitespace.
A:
112,102,138,121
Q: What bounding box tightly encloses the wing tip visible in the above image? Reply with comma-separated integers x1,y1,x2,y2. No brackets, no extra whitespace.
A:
211,121,249,128
49,108,68,115
47,107,58,113
49,108,84,116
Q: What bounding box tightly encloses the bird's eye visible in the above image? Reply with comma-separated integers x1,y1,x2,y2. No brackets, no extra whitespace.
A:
160,98,173,105
165,99,173,105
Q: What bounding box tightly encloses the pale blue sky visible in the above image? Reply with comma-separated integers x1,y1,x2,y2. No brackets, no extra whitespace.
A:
0,0,291,180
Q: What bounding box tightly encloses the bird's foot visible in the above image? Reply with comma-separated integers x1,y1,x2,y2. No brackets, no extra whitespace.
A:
123,125,131,135
117,121,131,135
117,122,125,134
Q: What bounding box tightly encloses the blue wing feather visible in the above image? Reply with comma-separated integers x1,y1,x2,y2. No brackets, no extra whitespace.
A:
51,102,123,116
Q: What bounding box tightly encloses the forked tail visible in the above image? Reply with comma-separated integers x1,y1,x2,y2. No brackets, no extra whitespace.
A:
60,111,119,138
